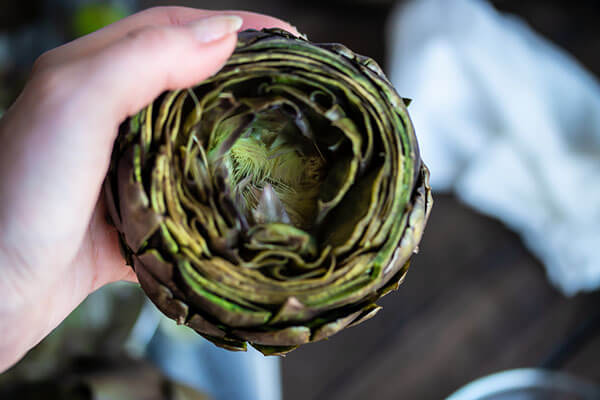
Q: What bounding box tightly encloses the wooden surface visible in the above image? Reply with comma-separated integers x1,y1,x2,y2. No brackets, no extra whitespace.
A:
280,195,600,399
138,1,600,398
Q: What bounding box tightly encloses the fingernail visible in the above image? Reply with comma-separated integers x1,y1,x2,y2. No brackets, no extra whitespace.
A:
188,15,243,43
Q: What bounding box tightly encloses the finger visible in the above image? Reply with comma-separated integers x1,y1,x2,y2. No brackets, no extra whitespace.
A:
35,7,298,71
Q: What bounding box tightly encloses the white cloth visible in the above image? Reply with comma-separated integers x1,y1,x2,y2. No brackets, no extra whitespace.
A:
388,0,600,295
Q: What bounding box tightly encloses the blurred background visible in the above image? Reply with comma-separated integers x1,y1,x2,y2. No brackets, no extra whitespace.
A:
1,0,600,399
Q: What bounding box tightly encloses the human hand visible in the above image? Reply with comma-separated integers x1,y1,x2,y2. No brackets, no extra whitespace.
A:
0,7,297,373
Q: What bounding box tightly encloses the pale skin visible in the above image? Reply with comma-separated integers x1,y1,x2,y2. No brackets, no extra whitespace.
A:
0,7,297,373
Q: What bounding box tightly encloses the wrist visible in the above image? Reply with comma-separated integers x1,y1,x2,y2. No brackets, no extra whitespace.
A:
0,243,32,314
0,247,60,373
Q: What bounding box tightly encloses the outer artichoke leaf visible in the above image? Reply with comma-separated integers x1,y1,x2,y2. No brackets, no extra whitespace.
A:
179,248,278,306
377,262,410,297
186,313,227,338
346,303,382,329
200,334,247,352
269,296,318,325
369,180,414,274
103,178,122,229
379,167,431,280
302,270,373,309
117,146,162,252
250,343,298,357
135,262,188,325
136,250,178,291
180,249,298,305
178,259,271,328
311,309,363,342
231,326,310,346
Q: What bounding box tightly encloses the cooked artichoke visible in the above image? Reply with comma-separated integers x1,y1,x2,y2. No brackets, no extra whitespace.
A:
105,28,432,355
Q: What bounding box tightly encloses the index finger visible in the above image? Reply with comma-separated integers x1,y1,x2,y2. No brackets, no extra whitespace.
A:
35,7,299,71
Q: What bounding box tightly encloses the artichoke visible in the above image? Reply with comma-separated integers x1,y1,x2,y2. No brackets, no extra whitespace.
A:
105,28,432,356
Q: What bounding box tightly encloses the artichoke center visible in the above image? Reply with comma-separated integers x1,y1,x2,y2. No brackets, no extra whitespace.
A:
223,108,326,229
